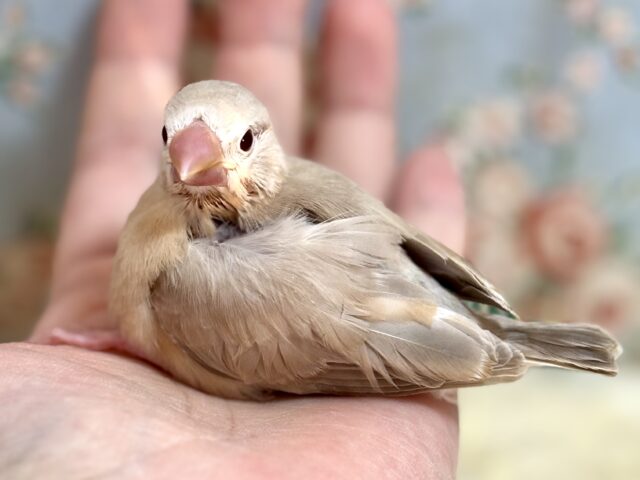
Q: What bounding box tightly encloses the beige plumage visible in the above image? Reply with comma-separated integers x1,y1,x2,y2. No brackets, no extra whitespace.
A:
108,80,621,400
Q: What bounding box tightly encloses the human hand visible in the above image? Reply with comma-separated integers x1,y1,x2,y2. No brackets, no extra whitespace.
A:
2,1,463,478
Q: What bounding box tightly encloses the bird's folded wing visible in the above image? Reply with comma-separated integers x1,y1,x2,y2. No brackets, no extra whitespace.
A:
151,215,525,394
401,231,517,317
270,157,517,318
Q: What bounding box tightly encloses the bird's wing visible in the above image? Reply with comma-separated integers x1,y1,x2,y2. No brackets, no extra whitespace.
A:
400,230,517,317
151,215,525,395
261,157,517,317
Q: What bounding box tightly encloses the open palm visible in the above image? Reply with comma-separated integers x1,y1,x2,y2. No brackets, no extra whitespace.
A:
3,1,464,478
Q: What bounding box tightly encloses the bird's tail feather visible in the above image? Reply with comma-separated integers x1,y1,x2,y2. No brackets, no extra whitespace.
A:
476,313,622,376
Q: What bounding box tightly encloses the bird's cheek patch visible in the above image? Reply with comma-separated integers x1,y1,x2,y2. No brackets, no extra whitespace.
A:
228,163,251,187
226,171,248,198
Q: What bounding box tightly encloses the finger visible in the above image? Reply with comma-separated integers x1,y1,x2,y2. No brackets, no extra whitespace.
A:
392,144,466,253
55,0,188,278
213,0,308,154
34,0,188,340
313,0,397,201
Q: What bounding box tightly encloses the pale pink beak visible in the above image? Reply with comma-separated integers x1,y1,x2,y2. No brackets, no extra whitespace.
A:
168,120,227,187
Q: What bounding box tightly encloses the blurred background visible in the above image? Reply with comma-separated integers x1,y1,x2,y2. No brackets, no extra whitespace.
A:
0,0,638,478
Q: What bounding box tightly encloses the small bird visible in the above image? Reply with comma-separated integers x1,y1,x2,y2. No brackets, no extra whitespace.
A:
70,80,621,400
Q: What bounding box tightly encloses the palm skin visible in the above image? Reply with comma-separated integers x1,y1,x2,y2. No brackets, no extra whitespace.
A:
3,343,457,478
1,1,463,478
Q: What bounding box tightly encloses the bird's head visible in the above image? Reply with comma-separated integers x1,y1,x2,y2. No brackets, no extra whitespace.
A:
161,80,287,219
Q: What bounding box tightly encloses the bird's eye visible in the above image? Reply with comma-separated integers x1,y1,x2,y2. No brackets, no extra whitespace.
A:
240,129,254,152
162,126,168,145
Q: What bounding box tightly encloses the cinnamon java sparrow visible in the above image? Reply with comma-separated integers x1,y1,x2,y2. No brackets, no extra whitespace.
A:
54,81,621,401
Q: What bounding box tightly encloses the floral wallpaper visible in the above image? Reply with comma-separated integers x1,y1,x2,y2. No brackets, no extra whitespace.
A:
397,0,640,345
0,3,53,105
0,2,57,340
